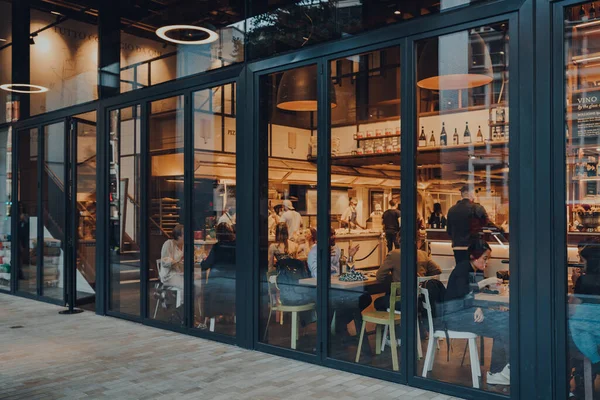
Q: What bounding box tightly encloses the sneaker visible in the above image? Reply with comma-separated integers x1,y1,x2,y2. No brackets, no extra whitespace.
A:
487,371,510,385
500,364,510,381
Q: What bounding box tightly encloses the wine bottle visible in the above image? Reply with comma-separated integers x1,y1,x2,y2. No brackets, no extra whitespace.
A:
581,5,588,21
440,122,448,146
476,125,484,143
419,126,427,147
591,2,596,19
453,128,459,145
463,122,471,144
429,130,436,146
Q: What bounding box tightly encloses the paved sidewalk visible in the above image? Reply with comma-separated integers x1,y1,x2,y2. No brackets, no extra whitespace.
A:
0,294,461,400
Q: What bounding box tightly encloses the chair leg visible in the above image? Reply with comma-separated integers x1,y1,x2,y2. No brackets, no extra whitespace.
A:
468,338,480,389
330,310,337,336
153,297,160,319
209,317,215,332
381,324,389,352
291,311,298,350
280,311,284,325
355,321,367,363
375,325,382,355
416,321,423,359
263,309,273,342
422,335,435,377
584,357,593,400
390,323,399,372
460,341,469,367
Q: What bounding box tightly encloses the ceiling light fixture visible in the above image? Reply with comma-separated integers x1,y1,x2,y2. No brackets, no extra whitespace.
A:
0,38,6,42
394,10,401,15
50,11,63,16
0,83,49,94
156,25,219,45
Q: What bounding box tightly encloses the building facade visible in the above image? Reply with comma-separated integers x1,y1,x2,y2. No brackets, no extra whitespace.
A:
0,0,591,398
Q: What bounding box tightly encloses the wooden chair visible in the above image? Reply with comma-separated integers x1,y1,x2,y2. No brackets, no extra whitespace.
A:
263,271,315,350
420,287,481,388
355,282,401,371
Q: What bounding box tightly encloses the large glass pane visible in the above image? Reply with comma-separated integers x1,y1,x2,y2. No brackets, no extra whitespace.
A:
0,127,12,291
565,3,600,398
17,128,38,294
30,7,98,115
327,48,402,370
192,83,237,335
109,106,141,316
259,65,318,353
148,96,185,325
248,0,492,61
415,22,510,394
42,122,66,301
118,2,245,92
74,111,97,308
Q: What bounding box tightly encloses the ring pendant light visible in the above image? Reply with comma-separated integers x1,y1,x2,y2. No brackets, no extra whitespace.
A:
0,83,49,93
156,25,219,45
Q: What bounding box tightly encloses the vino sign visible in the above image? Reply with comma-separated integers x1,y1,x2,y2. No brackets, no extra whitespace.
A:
571,90,600,139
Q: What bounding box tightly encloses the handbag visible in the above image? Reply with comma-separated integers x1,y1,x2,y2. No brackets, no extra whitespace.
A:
275,256,312,306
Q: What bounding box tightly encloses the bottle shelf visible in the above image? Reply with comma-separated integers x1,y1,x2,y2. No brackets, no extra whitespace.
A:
356,133,401,142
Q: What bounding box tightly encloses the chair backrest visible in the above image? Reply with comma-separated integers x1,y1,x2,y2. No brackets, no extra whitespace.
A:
420,287,434,334
388,282,401,324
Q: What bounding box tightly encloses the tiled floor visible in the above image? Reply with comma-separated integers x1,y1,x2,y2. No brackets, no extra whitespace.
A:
0,293,462,400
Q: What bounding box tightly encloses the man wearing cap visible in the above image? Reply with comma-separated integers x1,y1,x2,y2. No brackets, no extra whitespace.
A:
446,185,497,263
280,199,302,238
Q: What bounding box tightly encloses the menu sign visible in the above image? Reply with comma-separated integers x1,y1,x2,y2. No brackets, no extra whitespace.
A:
572,90,600,139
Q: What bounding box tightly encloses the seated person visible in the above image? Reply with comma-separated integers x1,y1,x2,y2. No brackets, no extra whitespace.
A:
444,239,509,386
307,228,360,278
268,222,298,272
200,222,236,320
374,232,441,311
159,224,184,289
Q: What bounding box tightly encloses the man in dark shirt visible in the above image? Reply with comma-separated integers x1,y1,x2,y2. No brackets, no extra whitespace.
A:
446,185,496,264
382,199,401,252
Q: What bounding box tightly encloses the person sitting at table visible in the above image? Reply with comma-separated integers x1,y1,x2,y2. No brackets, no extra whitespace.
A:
159,224,184,289
200,222,237,327
374,232,441,312
444,239,509,386
268,222,298,272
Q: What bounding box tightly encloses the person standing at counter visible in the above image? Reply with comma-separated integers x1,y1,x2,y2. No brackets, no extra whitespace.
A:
428,202,447,230
280,200,302,238
382,199,401,252
374,233,441,311
341,198,365,230
447,185,496,264
444,239,509,386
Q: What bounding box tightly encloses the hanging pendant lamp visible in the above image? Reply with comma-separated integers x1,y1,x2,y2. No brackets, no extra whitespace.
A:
276,65,337,111
417,29,493,91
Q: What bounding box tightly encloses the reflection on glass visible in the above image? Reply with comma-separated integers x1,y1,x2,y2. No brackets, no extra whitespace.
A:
192,83,237,335
148,96,185,325
73,112,97,307
119,2,245,92
42,122,66,301
109,106,142,316
30,9,98,115
0,1,11,123
18,129,38,294
247,0,489,60
416,22,510,393
260,65,318,353
327,48,402,371
0,127,11,291
565,3,600,398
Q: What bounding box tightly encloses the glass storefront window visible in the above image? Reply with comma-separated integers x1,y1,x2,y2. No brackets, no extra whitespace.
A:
327,47,402,371
30,8,99,115
119,2,245,92
259,65,318,353
148,95,185,325
247,0,491,61
109,106,141,316
192,83,237,335
565,3,600,398
17,128,38,294
0,1,12,124
415,22,510,393
0,127,11,291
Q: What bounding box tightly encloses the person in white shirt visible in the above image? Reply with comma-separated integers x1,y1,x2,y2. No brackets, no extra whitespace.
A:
217,201,236,227
159,224,184,289
280,199,302,238
341,198,365,230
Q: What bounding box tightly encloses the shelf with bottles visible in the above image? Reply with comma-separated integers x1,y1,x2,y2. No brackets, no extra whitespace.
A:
566,2,599,27
417,122,493,150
